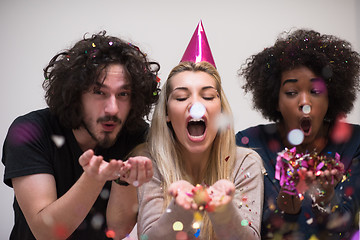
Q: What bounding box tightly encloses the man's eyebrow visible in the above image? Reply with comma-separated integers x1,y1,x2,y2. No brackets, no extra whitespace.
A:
282,79,297,86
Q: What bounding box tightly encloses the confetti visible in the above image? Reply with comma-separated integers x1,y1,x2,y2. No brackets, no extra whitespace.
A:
140,235,149,240
53,223,69,239
302,105,311,114
268,139,281,152
194,229,200,238
275,147,343,194
132,181,139,187
287,129,304,146
173,221,184,231
269,203,276,211
42,214,54,226
331,115,352,144
192,184,211,207
100,189,110,199
91,213,104,230
175,231,188,240
51,135,65,148
298,193,304,201
189,102,206,120
345,186,354,197
309,234,319,240
192,221,201,229
215,113,231,131
193,212,203,222
241,136,249,145
106,230,116,238
331,205,339,212
241,219,249,226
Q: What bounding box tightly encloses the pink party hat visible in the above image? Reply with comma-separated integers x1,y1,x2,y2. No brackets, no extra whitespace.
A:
180,20,216,68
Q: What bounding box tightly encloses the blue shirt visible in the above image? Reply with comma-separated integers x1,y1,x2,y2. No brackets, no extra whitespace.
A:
236,123,360,239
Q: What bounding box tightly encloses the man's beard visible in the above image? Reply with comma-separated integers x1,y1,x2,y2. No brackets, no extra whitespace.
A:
82,116,123,148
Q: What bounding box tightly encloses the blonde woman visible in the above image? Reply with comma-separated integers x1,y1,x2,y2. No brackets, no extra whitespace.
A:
135,61,264,240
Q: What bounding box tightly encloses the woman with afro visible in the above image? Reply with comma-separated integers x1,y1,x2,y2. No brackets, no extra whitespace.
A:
236,29,360,239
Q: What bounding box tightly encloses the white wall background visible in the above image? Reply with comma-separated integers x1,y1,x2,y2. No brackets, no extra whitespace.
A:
1,0,359,238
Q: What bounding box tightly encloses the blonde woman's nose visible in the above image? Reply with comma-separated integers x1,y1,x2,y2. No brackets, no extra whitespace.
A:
189,102,206,119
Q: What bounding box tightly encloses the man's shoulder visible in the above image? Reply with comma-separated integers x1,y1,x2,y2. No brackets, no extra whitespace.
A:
9,108,65,139
14,108,54,123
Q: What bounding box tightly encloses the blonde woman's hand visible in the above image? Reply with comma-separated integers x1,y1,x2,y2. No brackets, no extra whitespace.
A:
168,180,198,210
206,179,235,212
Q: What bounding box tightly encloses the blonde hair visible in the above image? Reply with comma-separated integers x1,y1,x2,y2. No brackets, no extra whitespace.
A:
147,61,236,239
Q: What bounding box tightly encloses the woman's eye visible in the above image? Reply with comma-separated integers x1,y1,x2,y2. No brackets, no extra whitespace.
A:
203,96,215,101
285,91,297,96
176,97,187,101
311,89,322,95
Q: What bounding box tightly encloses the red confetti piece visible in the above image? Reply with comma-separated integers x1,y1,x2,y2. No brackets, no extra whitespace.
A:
331,115,352,144
106,230,116,238
225,156,230,162
241,136,249,145
53,223,69,239
345,186,354,197
176,231,188,240
268,139,281,152
204,204,215,212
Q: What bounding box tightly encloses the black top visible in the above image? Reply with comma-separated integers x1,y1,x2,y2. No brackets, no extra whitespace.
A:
2,108,148,240
236,123,360,240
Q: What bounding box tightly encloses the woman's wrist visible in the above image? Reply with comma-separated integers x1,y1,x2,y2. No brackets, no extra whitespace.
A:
114,178,130,186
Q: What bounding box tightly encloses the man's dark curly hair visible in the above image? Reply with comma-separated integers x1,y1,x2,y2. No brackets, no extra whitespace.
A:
240,29,360,122
43,31,160,131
